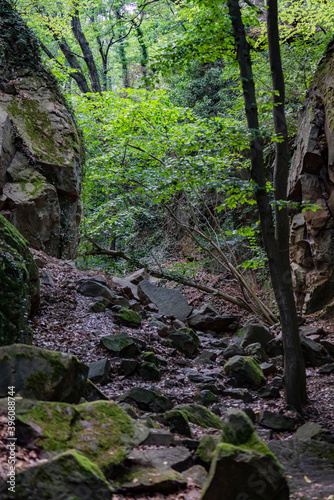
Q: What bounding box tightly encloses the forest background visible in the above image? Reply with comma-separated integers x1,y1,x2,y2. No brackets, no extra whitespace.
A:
13,0,334,325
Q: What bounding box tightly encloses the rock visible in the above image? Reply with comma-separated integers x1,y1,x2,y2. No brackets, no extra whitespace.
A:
140,351,158,365
187,308,240,333
294,422,324,440
79,280,116,301
271,376,284,388
266,338,284,356
138,362,161,381
114,466,186,494
0,450,114,500
223,343,244,359
260,361,278,376
129,299,141,311
195,390,218,407
182,465,208,487
300,333,332,367
127,446,192,472
257,386,280,399
0,2,82,259
119,387,173,412
319,363,334,374
168,328,199,357
142,429,175,447
100,333,140,358
138,280,192,320
268,438,334,499
83,380,109,402
224,355,266,388
164,409,192,437
245,342,269,362
201,409,289,500
258,411,296,431
186,369,216,384
126,268,149,284
88,358,111,385
149,317,172,337
121,359,139,376
115,307,142,327
237,323,274,350
0,344,88,403
196,434,220,465
111,276,139,300
89,300,107,313
40,269,55,286
170,404,224,431
15,399,149,472
196,350,217,364
0,215,40,345
220,388,254,403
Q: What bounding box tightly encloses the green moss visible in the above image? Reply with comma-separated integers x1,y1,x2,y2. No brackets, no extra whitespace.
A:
173,404,224,430
64,450,109,483
196,435,220,464
141,351,158,365
116,308,142,327
25,371,48,399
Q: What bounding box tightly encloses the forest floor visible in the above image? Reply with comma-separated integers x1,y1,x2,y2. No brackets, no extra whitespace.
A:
1,249,334,499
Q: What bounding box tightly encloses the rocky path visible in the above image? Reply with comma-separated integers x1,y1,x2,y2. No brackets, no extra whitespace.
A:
2,248,334,499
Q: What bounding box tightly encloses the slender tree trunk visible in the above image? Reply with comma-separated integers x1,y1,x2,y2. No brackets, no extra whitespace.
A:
227,0,307,412
135,25,149,87
71,4,102,93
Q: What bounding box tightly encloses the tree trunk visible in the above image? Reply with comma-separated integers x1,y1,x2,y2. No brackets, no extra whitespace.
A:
71,4,102,93
227,0,307,412
135,25,149,87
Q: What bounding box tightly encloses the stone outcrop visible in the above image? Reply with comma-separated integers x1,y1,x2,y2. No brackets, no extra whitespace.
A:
0,214,39,345
0,1,82,259
289,41,334,312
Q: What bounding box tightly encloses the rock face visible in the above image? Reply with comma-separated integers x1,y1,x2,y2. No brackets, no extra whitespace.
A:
288,41,334,312
0,214,39,345
0,1,82,259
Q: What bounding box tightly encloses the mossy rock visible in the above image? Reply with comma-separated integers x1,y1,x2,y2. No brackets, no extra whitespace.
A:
168,404,224,431
100,332,139,358
141,351,158,365
0,449,114,500
138,362,161,381
0,214,40,345
0,344,88,403
115,307,142,327
196,435,220,465
200,409,288,499
15,399,149,474
224,355,266,388
113,466,187,494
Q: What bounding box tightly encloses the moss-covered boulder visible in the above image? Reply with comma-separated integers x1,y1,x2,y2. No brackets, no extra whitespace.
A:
0,344,88,402
115,307,142,327
14,399,149,474
0,450,114,499
164,404,224,434
0,0,82,259
200,409,289,500
0,215,40,345
196,434,220,465
224,355,266,388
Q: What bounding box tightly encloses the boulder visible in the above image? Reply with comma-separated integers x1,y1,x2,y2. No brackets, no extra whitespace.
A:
166,404,224,431
168,328,199,357
196,434,220,465
142,429,176,447
138,362,161,381
126,446,192,472
119,387,173,412
0,214,40,345
0,344,88,403
88,358,111,385
300,333,332,367
100,333,140,358
223,343,244,359
258,411,295,431
0,1,82,258
201,409,289,500
125,267,149,284
181,465,208,487
245,342,269,362
78,280,116,301
268,438,334,499
237,323,274,350
121,359,139,376
294,422,324,441
224,355,266,388
15,399,149,472
111,276,139,300
187,307,240,333
195,390,218,407
83,380,109,402
113,466,186,494
115,307,142,327
138,280,192,320
0,450,114,500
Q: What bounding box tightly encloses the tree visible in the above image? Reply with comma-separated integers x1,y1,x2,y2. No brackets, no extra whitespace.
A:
226,0,306,411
